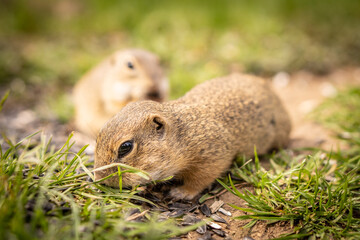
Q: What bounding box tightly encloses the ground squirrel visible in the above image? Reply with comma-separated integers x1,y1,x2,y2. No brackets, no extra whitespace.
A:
73,49,168,137
94,73,291,200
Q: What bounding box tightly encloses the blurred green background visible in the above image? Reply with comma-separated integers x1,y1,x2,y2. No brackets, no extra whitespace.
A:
1,0,359,122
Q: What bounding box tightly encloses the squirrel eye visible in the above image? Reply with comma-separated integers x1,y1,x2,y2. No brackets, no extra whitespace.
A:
118,141,133,158
127,61,135,70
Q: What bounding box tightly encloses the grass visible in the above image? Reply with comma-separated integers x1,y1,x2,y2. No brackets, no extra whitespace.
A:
1,2,360,238
311,87,360,155
0,131,200,240
219,88,360,239
0,88,198,240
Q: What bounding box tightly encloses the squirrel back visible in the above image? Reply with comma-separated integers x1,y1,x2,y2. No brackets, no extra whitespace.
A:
94,73,291,200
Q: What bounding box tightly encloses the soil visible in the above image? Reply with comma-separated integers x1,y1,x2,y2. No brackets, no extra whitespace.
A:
1,67,360,240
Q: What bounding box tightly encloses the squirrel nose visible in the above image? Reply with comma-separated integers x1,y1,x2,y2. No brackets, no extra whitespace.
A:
146,90,161,101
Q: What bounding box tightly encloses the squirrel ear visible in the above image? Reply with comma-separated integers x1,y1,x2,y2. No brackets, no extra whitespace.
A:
150,114,167,135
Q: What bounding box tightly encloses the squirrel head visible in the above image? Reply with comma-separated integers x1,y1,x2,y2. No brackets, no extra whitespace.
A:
94,101,183,188
101,49,169,114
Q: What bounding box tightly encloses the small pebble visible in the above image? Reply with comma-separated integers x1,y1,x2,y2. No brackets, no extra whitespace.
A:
207,221,222,230
298,100,318,114
218,207,232,216
200,204,211,217
320,82,337,97
182,214,201,225
243,237,255,240
210,200,224,213
340,132,352,139
196,224,207,234
272,72,290,88
197,231,212,240
212,229,226,237
210,214,227,224
169,209,186,218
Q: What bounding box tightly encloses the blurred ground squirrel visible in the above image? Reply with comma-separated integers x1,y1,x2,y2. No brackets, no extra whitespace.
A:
94,73,291,200
73,49,169,137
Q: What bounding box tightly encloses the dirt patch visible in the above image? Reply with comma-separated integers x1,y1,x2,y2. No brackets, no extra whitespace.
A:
1,67,360,239
182,190,293,240
273,67,360,150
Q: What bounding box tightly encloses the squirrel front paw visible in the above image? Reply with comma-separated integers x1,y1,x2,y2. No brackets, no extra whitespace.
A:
169,187,199,200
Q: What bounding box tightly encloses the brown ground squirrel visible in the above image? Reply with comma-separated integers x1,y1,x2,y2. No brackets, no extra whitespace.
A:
73,49,168,137
94,73,291,200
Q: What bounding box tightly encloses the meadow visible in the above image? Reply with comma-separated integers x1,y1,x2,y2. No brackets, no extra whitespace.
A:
0,1,359,239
